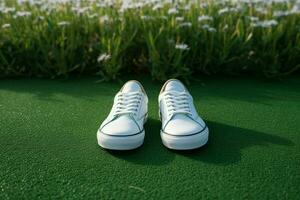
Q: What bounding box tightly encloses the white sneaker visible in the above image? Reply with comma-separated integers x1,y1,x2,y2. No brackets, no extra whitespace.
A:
97,80,148,150
159,79,209,150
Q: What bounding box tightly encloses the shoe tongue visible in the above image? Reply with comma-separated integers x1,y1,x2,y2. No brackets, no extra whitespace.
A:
122,81,141,93
165,80,185,92
165,80,188,119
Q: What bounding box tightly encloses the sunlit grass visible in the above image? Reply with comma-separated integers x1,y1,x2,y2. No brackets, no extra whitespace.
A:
0,0,300,80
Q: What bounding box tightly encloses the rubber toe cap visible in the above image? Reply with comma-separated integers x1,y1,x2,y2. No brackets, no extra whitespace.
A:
100,116,140,136
163,115,205,136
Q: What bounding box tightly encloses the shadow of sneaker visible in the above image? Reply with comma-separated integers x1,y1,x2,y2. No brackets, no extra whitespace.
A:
172,120,294,165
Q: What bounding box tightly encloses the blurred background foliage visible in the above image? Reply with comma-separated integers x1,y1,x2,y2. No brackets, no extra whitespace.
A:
0,0,300,81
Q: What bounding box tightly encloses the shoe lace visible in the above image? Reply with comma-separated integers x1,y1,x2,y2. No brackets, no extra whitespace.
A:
114,92,142,116
164,92,192,117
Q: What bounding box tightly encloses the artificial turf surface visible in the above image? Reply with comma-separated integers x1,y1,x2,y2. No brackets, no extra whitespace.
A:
0,77,299,199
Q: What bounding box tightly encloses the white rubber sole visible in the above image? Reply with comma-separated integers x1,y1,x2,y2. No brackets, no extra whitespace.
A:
161,127,209,150
97,130,145,150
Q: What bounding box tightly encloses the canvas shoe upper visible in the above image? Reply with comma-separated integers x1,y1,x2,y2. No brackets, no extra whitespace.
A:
159,79,208,149
97,80,148,150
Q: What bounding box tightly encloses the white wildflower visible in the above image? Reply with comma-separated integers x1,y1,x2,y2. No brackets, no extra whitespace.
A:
152,3,163,11
133,2,145,9
247,16,259,22
141,15,155,21
17,0,28,4
208,27,217,32
198,15,213,22
88,13,98,19
255,7,268,14
2,24,11,29
168,8,178,15
164,0,173,4
37,16,45,20
251,20,278,28
291,3,300,14
107,1,115,8
178,22,192,28
218,7,238,15
240,0,259,3
28,0,42,6
120,0,135,12
175,17,184,22
184,4,191,11
57,21,70,27
248,50,255,57
202,25,210,29
96,2,106,8
3,7,16,13
75,7,92,15
175,43,190,51
14,11,31,18
202,25,217,32
223,24,229,31
273,11,291,17
200,3,208,8
97,53,111,63
100,15,110,23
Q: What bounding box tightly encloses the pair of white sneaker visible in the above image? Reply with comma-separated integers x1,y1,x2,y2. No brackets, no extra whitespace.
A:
97,79,209,150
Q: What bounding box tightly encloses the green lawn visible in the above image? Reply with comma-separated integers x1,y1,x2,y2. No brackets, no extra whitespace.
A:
0,77,299,199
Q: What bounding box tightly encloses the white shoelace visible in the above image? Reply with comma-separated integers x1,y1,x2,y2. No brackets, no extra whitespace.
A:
114,92,142,116
164,92,192,117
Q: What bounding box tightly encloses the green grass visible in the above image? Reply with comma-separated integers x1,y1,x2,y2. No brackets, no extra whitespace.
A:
0,77,300,199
